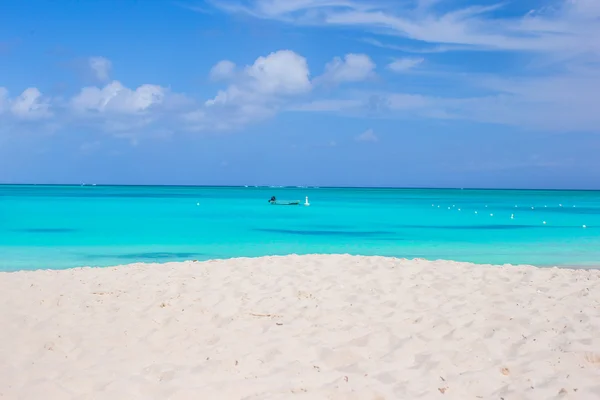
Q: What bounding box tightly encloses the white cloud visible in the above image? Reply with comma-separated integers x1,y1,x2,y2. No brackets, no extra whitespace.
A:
205,50,311,106
10,88,52,119
64,81,181,135
71,81,165,114
387,57,424,72
4,50,315,135
209,60,236,81
245,50,312,94
0,87,53,122
356,128,378,142
200,1,600,132
439,70,600,131
89,56,112,81
361,37,472,54
209,0,378,20
307,68,600,132
209,0,600,57
3,36,599,137
317,53,375,84
189,50,312,130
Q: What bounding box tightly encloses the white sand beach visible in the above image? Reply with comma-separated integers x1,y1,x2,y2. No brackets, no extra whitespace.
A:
1,254,599,399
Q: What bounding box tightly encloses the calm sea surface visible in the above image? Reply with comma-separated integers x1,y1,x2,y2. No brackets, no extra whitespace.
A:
1,185,599,271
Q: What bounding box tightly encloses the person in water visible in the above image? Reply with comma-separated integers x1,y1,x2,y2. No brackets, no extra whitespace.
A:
269,196,276,203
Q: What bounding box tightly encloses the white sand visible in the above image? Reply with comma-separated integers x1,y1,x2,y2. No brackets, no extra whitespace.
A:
1,254,599,400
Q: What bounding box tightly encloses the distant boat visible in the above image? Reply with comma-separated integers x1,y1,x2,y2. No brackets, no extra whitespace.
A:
269,199,300,206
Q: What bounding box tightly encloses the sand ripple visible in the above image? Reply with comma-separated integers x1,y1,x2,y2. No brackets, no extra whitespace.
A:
1,255,599,399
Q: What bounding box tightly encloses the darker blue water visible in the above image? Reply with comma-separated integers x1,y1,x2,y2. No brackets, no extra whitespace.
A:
1,185,599,271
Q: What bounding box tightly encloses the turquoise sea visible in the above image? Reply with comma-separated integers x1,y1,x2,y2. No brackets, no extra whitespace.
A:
1,185,599,272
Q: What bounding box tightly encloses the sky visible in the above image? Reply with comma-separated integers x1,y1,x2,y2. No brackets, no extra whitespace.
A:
0,0,599,189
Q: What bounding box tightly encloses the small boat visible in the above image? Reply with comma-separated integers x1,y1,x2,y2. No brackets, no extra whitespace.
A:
269,200,300,206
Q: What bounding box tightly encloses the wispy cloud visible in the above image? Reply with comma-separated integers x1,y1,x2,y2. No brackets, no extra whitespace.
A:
288,99,363,112
360,38,473,54
207,0,600,57
174,2,213,14
206,0,378,22
314,53,376,85
193,1,600,133
387,57,424,72
4,19,600,140
356,128,378,142
89,56,112,82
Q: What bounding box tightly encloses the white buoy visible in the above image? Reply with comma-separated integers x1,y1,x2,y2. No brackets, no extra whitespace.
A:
304,196,310,206
511,214,514,219
196,202,200,206
475,211,478,214
531,206,534,209
583,225,587,228
559,204,563,207
543,221,546,225
490,213,494,217
458,208,461,211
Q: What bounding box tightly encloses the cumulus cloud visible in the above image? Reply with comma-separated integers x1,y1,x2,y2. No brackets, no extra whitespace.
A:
11,88,52,119
200,1,600,133
209,60,236,81
4,35,600,137
317,53,375,84
189,50,312,130
71,81,165,114
356,128,378,142
205,50,311,105
2,50,316,134
244,50,312,94
387,57,424,72
89,56,112,81
64,80,182,135
0,87,52,120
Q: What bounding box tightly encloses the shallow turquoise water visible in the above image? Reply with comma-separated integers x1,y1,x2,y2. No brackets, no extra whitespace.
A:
1,185,599,271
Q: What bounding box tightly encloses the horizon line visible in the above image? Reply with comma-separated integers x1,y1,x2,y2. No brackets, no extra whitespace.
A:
1,183,599,192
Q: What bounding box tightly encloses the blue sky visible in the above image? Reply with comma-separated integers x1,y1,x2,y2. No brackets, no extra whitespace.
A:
1,0,599,188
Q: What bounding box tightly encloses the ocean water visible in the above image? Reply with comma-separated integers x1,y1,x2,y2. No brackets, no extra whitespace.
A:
1,185,599,271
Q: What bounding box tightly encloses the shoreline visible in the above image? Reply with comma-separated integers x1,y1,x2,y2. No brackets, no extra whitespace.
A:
1,254,599,399
3,253,600,274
